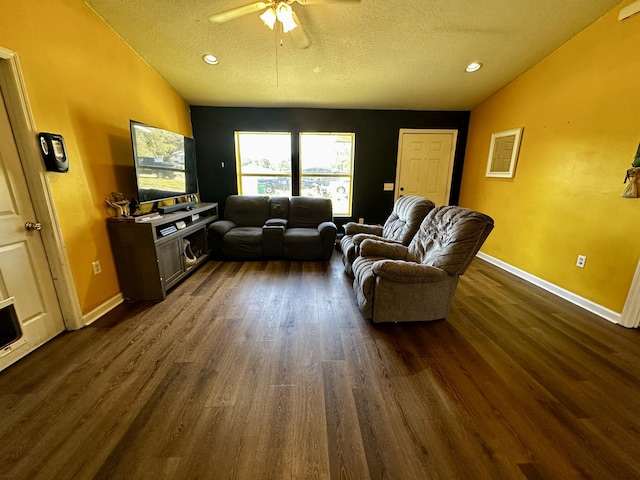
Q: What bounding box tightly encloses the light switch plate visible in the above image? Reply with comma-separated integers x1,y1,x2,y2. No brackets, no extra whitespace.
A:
383,183,394,191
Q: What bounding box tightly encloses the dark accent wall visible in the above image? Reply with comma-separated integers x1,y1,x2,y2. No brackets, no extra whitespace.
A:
190,107,470,228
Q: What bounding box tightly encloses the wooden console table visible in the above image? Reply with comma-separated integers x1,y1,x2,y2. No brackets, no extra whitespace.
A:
107,202,218,301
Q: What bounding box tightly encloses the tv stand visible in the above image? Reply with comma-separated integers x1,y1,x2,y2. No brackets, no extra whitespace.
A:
156,201,195,214
107,203,218,301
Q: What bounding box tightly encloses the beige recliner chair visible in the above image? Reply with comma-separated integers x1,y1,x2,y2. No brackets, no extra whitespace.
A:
351,205,494,323
341,195,435,276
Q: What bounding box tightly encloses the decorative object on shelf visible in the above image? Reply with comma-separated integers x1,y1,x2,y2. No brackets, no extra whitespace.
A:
183,239,198,267
623,168,639,198
105,192,131,217
633,142,640,168
129,197,142,216
486,128,523,178
622,142,640,198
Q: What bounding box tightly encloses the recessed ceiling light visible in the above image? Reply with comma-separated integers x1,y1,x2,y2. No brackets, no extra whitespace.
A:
203,54,219,65
465,62,482,73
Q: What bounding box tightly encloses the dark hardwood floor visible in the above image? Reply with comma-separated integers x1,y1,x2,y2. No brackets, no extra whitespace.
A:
1,251,639,479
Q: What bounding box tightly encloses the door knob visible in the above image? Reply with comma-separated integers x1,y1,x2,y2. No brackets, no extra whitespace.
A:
25,221,42,231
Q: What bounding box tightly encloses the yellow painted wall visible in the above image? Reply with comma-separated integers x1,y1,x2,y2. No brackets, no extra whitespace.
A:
460,0,640,313
0,0,192,315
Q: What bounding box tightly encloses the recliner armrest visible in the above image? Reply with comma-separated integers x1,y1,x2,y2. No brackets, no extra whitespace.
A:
360,239,408,259
353,233,402,246
372,260,448,283
344,222,383,236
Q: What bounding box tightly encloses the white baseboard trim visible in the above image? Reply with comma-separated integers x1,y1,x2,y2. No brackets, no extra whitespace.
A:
476,252,622,325
82,293,124,326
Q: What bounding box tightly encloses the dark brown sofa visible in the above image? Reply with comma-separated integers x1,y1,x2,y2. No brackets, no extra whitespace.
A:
209,195,337,260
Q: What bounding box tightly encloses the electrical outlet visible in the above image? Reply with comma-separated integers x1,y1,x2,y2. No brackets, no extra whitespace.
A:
92,260,102,275
576,255,586,268
359,217,364,224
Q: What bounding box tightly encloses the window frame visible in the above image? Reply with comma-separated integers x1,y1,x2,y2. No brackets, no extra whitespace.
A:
299,132,355,217
233,130,356,217
234,131,292,196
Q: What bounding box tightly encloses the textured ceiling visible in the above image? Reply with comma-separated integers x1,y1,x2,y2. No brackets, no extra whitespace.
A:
86,0,621,110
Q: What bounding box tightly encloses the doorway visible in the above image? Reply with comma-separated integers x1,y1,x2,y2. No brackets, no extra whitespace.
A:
0,47,83,370
395,129,458,206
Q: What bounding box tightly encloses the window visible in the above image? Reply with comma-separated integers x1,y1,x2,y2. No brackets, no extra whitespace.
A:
235,132,292,196
234,131,355,217
299,133,355,216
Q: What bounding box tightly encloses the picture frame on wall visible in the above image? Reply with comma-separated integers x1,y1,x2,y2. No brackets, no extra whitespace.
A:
485,128,523,178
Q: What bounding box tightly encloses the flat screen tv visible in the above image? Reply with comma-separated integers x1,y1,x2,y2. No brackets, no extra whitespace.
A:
130,120,198,205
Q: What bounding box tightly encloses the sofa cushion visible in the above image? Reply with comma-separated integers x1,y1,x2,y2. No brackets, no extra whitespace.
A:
225,195,271,227
269,196,290,219
223,227,263,259
283,228,323,260
288,197,332,228
409,206,495,275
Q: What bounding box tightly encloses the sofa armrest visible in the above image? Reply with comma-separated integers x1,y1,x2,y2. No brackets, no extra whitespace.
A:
318,221,338,239
208,220,236,259
265,217,288,228
344,222,383,236
208,220,236,237
372,260,448,283
317,221,338,260
360,239,408,260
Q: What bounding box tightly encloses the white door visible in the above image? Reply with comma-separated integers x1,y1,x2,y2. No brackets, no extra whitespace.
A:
0,84,65,371
395,129,458,206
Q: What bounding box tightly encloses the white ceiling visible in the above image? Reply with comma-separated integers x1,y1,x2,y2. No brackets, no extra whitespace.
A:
86,0,621,111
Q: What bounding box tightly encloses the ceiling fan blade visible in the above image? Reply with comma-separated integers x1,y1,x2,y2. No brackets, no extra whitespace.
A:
290,12,312,49
293,0,360,4
209,2,271,23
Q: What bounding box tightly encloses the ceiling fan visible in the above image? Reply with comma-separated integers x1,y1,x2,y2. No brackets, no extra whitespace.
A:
209,0,360,49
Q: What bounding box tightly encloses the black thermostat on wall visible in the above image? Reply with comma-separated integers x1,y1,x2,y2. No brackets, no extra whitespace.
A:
38,132,69,173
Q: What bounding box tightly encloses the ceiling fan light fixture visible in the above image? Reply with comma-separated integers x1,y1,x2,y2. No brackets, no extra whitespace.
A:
260,6,277,29
465,62,483,73
276,2,298,32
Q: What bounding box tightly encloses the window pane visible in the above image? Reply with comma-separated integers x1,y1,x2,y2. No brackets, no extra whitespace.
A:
300,176,351,216
236,132,292,196
236,132,291,174
300,133,355,216
300,133,353,173
241,176,292,196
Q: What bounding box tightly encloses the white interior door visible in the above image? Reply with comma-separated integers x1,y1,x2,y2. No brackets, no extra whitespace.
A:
0,85,65,371
395,129,458,206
